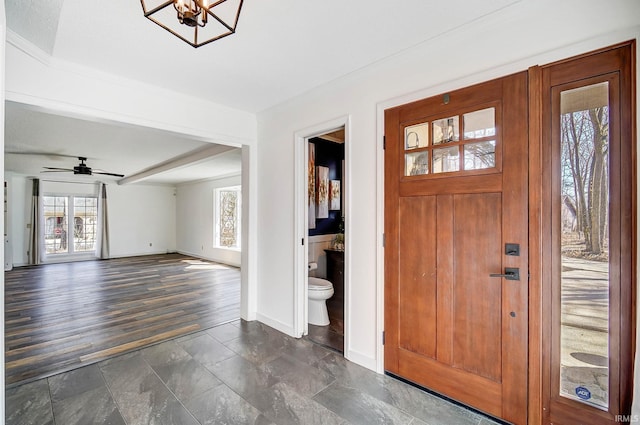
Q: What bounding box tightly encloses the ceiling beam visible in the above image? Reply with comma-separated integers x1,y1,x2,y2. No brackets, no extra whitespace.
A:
118,144,237,185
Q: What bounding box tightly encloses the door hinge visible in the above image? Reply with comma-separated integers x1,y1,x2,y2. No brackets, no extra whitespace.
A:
382,233,385,247
382,331,386,345
301,238,305,246
383,136,386,150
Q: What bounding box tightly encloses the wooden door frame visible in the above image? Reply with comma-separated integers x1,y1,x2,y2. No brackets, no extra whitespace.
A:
528,63,545,425
529,41,637,424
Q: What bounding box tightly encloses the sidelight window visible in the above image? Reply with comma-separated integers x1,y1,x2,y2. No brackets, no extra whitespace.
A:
558,81,610,410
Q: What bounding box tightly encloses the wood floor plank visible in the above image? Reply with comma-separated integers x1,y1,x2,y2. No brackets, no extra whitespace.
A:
79,324,201,363
4,253,240,387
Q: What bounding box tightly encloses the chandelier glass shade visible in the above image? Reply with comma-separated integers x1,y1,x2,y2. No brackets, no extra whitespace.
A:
140,0,243,48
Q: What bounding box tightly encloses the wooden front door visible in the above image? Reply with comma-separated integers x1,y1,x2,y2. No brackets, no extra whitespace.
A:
384,72,528,424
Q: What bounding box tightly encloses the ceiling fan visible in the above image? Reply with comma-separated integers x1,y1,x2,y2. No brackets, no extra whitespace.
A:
42,157,125,178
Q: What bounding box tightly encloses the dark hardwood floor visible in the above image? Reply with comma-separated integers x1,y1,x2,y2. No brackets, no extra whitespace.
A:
4,253,240,387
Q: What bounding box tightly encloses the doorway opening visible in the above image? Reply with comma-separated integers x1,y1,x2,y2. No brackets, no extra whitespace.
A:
306,129,345,352
294,118,349,355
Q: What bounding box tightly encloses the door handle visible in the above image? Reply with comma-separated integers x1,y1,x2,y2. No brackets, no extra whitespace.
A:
489,267,520,281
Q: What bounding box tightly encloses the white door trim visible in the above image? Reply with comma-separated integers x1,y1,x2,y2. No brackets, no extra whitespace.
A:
293,116,350,351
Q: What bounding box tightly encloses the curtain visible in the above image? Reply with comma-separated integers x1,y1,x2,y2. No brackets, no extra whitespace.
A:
97,183,110,260
27,179,40,265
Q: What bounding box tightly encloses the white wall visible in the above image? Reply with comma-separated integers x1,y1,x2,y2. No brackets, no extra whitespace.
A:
176,175,242,267
4,39,256,147
6,175,178,265
256,0,640,371
6,173,26,267
107,183,176,258
1,2,6,416
308,234,336,279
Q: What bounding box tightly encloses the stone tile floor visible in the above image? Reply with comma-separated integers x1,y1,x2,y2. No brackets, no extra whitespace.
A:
6,320,501,425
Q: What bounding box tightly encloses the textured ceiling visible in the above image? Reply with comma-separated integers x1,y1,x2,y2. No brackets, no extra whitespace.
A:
5,0,64,55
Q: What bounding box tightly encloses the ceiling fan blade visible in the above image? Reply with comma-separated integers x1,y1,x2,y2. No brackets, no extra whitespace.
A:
40,158,123,177
43,167,74,171
7,151,81,160
94,171,125,177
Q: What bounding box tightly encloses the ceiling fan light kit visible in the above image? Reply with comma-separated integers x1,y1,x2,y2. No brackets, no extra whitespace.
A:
140,0,244,48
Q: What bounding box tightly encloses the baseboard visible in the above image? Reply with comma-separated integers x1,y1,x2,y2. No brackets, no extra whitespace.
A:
108,251,173,259
255,313,296,338
345,347,377,372
176,250,241,268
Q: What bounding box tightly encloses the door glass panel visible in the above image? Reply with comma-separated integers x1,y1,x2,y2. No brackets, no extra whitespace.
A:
463,108,495,139
403,107,498,178
464,141,496,170
405,123,429,150
73,197,98,252
432,146,459,173
43,195,98,255
433,116,459,144
405,151,429,176
43,196,69,254
559,81,609,409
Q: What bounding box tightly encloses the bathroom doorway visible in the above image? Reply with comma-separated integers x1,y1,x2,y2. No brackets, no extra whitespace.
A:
307,129,345,352
294,118,349,355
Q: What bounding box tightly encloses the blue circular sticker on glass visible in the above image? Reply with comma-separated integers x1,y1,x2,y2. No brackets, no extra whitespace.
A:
575,386,591,400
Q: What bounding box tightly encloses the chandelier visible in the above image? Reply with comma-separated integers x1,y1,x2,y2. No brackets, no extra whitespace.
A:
140,0,243,48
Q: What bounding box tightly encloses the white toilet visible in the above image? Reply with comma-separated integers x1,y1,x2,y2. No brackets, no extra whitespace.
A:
308,263,334,326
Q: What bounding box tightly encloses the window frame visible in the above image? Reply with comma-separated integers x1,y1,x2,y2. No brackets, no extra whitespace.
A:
42,193,99,257
213,185,242,251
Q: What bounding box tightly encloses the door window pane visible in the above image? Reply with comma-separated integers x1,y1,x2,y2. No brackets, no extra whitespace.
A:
43,196,69,254
405,152,429,176
405,123,429,150
559,81,609,410
463,108,495,139
432,146,459,173
464,141,496,170
73,197,98,252
433,116,459,144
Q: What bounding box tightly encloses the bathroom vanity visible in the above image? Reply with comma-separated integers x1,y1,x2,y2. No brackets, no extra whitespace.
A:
324,249,344,314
